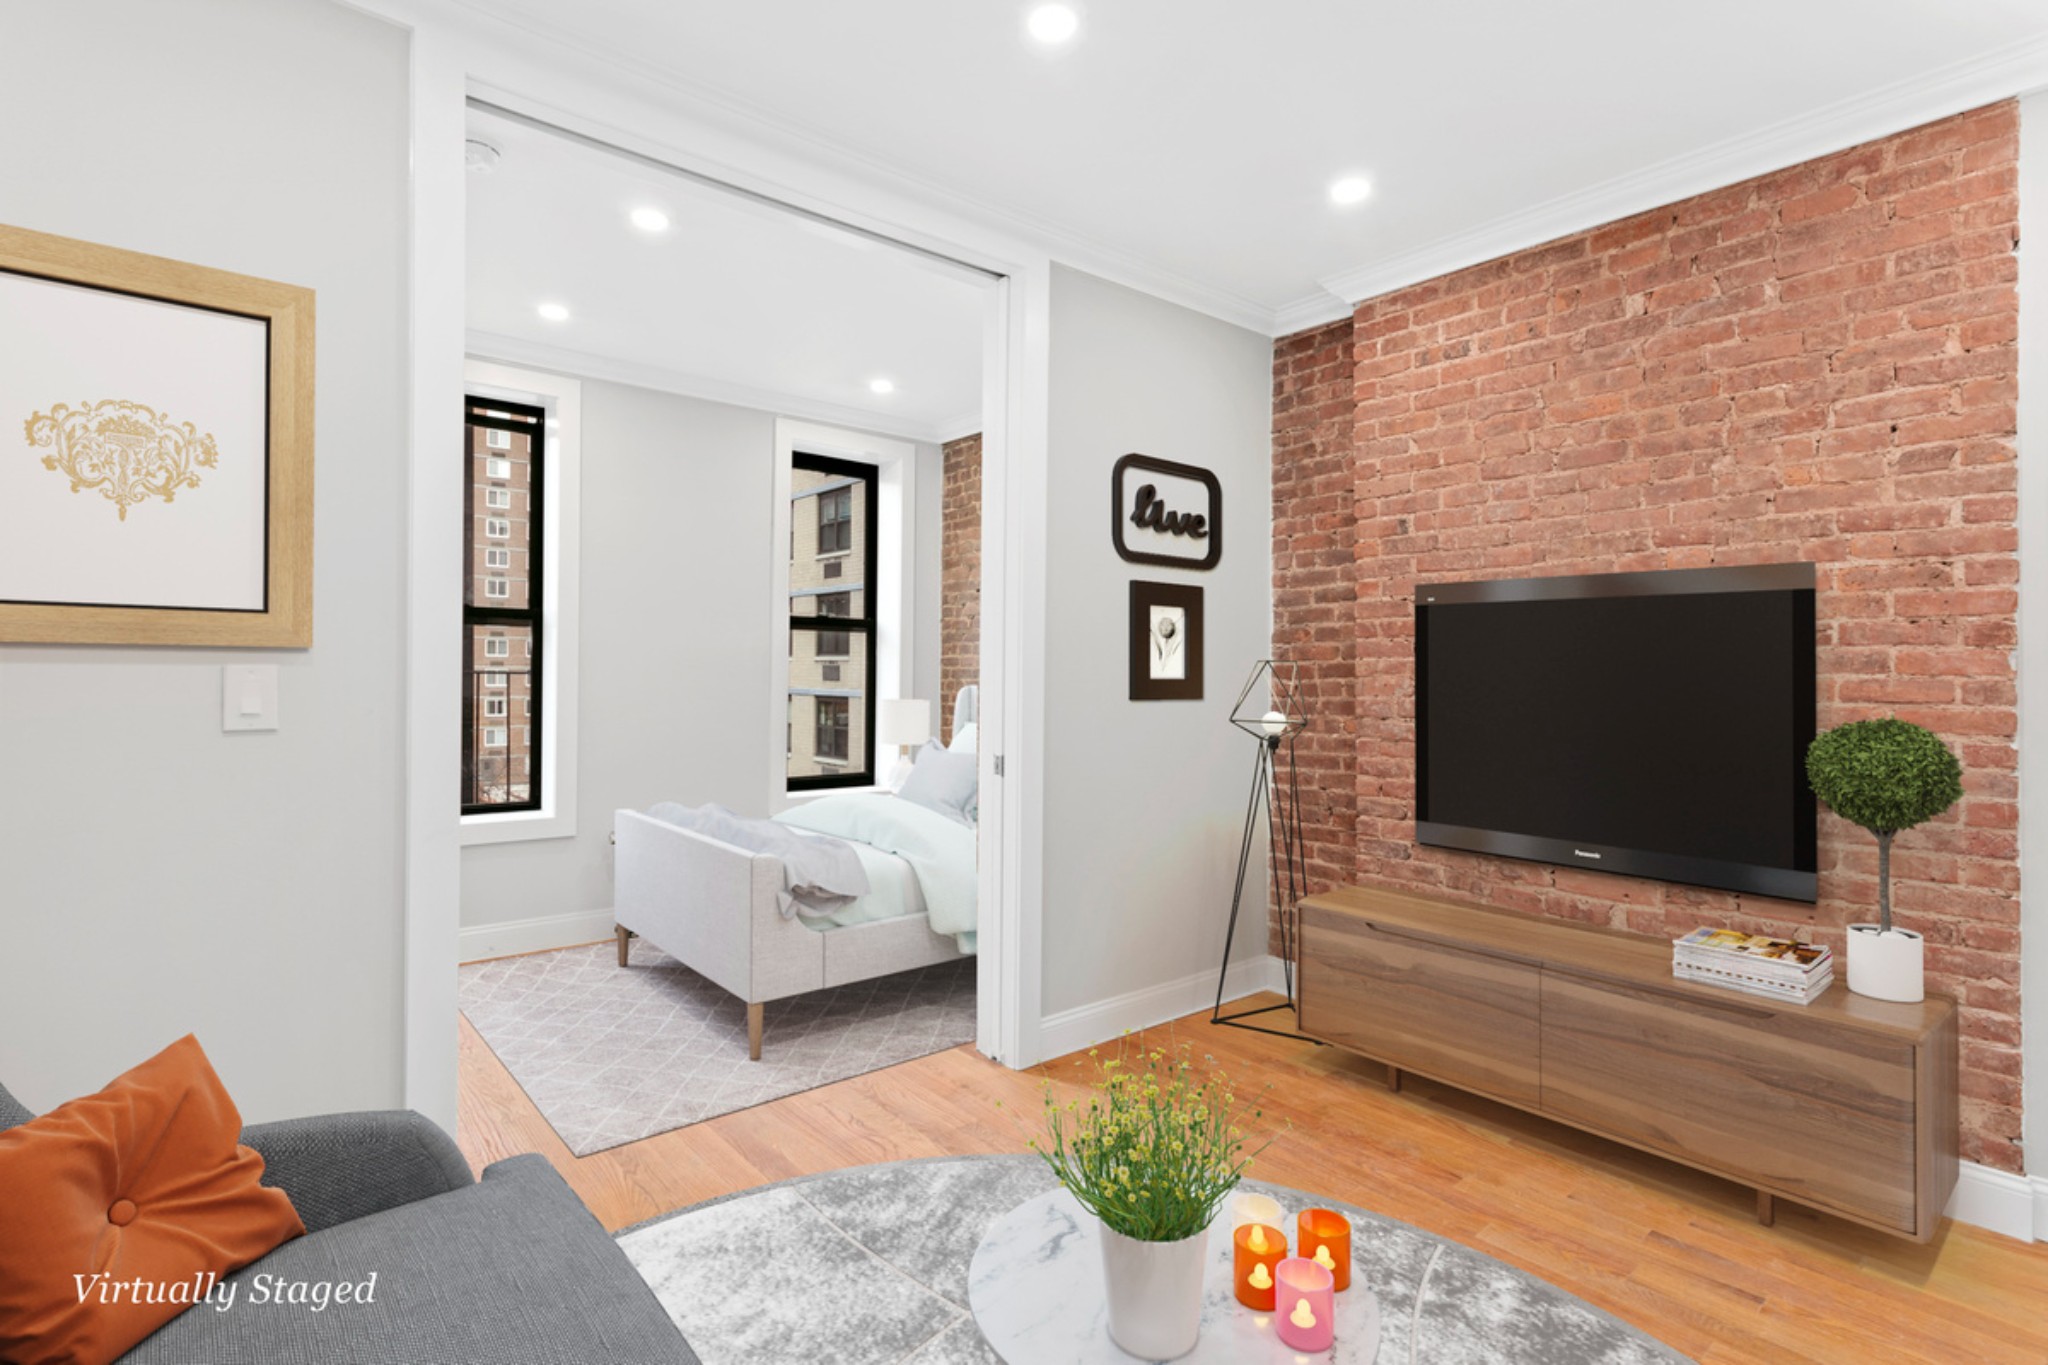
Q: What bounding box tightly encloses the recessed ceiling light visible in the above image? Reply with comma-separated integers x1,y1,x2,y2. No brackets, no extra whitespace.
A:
1026,4,1080,45
464,139,500,174
536,302,570,323
1329,176,1373,206
869,378,896,395
629,206,671,233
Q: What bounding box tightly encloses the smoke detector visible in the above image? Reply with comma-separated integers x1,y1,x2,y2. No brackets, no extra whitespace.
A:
465,139,502,174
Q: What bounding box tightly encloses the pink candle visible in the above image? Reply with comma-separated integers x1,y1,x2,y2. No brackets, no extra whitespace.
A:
1274,1256,1335,1351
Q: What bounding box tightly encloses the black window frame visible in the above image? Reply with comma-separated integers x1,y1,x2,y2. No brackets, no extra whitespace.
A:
462,396,545,815
789,452,878,791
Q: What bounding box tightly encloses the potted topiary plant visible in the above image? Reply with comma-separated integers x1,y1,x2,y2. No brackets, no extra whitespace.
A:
1805,717,1962,1003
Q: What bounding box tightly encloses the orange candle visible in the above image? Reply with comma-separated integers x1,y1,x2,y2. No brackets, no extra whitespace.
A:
1297,1208,1352,1291
1232,1222,1287,1310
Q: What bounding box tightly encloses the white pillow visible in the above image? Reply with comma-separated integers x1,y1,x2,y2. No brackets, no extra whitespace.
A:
898,739,978,826
949,722,978,753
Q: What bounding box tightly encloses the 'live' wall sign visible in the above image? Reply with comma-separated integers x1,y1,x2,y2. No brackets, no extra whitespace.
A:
1111,453,1221,571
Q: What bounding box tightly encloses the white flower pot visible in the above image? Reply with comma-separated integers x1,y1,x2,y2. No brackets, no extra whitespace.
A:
1847,924,1924,1003
1097,1219,1210,1361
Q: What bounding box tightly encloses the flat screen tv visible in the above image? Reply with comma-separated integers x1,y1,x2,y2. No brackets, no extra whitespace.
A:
1415,562,1817,902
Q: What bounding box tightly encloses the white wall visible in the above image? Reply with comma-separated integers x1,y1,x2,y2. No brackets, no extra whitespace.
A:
1040,265,1275,1022
460,380,772,939
2017,89,2048,1198
0,0,410,1119
459,377,944,944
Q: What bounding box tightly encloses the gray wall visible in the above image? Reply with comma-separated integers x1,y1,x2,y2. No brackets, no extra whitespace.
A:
1041,265,1276,1018
0,0,409,1118
460,378,945,933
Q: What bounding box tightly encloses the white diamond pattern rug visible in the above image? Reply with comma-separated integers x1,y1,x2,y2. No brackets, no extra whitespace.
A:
461,942,977,1156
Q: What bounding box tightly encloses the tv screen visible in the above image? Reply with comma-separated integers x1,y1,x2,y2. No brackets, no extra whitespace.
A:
1415,563,1817,902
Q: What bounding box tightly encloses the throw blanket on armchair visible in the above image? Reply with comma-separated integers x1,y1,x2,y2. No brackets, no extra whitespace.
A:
646,802,869,919
775,794,978,951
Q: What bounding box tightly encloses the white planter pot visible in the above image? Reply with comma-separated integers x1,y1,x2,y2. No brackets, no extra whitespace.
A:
1097,1219,1210,1361
1846,924,1924,1003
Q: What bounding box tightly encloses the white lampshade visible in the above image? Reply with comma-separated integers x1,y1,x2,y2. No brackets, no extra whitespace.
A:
876,698,932,749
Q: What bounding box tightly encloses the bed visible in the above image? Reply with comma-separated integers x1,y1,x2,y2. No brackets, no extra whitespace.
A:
612,689,978,1060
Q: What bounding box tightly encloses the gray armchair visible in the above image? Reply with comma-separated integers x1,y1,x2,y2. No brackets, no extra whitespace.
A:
0,1080,697,1365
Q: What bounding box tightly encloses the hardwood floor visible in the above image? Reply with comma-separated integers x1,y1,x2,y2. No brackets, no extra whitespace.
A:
458,993,2048,1363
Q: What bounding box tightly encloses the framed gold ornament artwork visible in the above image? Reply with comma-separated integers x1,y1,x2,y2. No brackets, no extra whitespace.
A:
0,223,313,646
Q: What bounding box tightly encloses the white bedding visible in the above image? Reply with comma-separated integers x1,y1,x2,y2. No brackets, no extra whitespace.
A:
774,793,978,952
803,841,928,931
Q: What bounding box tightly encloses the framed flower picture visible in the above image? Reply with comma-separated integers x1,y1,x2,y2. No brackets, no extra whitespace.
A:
0,224,313,646
1129,579,1203,701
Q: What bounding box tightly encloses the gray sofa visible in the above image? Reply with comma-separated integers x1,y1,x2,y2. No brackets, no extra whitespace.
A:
0,1081,698,1365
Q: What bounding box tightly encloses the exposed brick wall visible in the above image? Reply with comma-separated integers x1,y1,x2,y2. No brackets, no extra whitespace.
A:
1275,102,2023,1171
1272,319,1358,953
941,433,982,743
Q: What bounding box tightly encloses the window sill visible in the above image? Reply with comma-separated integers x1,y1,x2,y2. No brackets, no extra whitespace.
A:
782,784,889,805
461,806,577,846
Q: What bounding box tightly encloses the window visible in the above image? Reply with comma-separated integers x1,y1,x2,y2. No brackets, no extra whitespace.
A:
816,591,851,657
814,697,849,762
464,395,544,814
786,453,877,789
817,485,853,555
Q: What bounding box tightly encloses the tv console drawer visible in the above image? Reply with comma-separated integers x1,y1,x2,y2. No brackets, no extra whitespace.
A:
1539,975,1919,1232
1299,905,1540,1108
1296,884,1958,1241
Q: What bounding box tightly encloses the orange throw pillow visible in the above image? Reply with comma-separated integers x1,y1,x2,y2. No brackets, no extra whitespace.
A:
0,1035,305,1365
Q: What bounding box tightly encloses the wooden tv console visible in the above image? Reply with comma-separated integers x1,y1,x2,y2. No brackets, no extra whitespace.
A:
1297,885,1959,1242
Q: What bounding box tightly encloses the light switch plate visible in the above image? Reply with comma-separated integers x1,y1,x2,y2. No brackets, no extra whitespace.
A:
221,664,279,732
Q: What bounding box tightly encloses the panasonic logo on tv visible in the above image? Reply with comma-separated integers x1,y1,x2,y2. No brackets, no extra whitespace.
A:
1573,849,1601,859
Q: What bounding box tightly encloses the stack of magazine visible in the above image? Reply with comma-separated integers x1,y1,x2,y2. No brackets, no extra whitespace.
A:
1671,928,1833,1005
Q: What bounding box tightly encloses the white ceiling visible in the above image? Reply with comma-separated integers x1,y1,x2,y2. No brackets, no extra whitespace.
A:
466,108,988,442
449,0,2048,336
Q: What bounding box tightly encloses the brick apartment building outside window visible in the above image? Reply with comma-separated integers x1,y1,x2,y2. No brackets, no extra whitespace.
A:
786,453,877,789
462,396,544,813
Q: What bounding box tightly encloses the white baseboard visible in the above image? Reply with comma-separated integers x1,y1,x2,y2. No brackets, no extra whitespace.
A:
459,909,616,964
1034,955,1291,1062
1947,1160,2048,1242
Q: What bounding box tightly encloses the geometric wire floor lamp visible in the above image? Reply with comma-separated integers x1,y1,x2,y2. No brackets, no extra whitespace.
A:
1210,659,1322,1043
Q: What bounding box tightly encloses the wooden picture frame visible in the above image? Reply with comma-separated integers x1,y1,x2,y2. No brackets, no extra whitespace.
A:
0,223,313,646
1130,579,1203,701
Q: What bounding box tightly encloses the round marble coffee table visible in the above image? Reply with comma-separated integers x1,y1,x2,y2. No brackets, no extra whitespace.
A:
617,1155,1690,1365
968,1188,1381,1362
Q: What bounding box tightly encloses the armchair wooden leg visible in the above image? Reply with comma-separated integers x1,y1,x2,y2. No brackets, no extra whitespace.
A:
747,1002,764,1061
615,925,634,968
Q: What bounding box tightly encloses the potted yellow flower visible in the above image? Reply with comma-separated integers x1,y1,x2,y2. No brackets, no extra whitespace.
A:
1030,1045,1267,1360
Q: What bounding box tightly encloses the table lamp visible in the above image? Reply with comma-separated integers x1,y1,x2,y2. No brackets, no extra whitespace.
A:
876,698,932,764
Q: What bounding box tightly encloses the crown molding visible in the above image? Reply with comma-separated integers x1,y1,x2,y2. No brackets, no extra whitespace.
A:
465,330,961,445
1270,290,1355,339
933,412,984,446
1321,34,2048,307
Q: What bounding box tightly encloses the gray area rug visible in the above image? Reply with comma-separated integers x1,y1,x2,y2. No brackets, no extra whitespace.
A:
617,1156,1693,1365
460,942,976,1156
